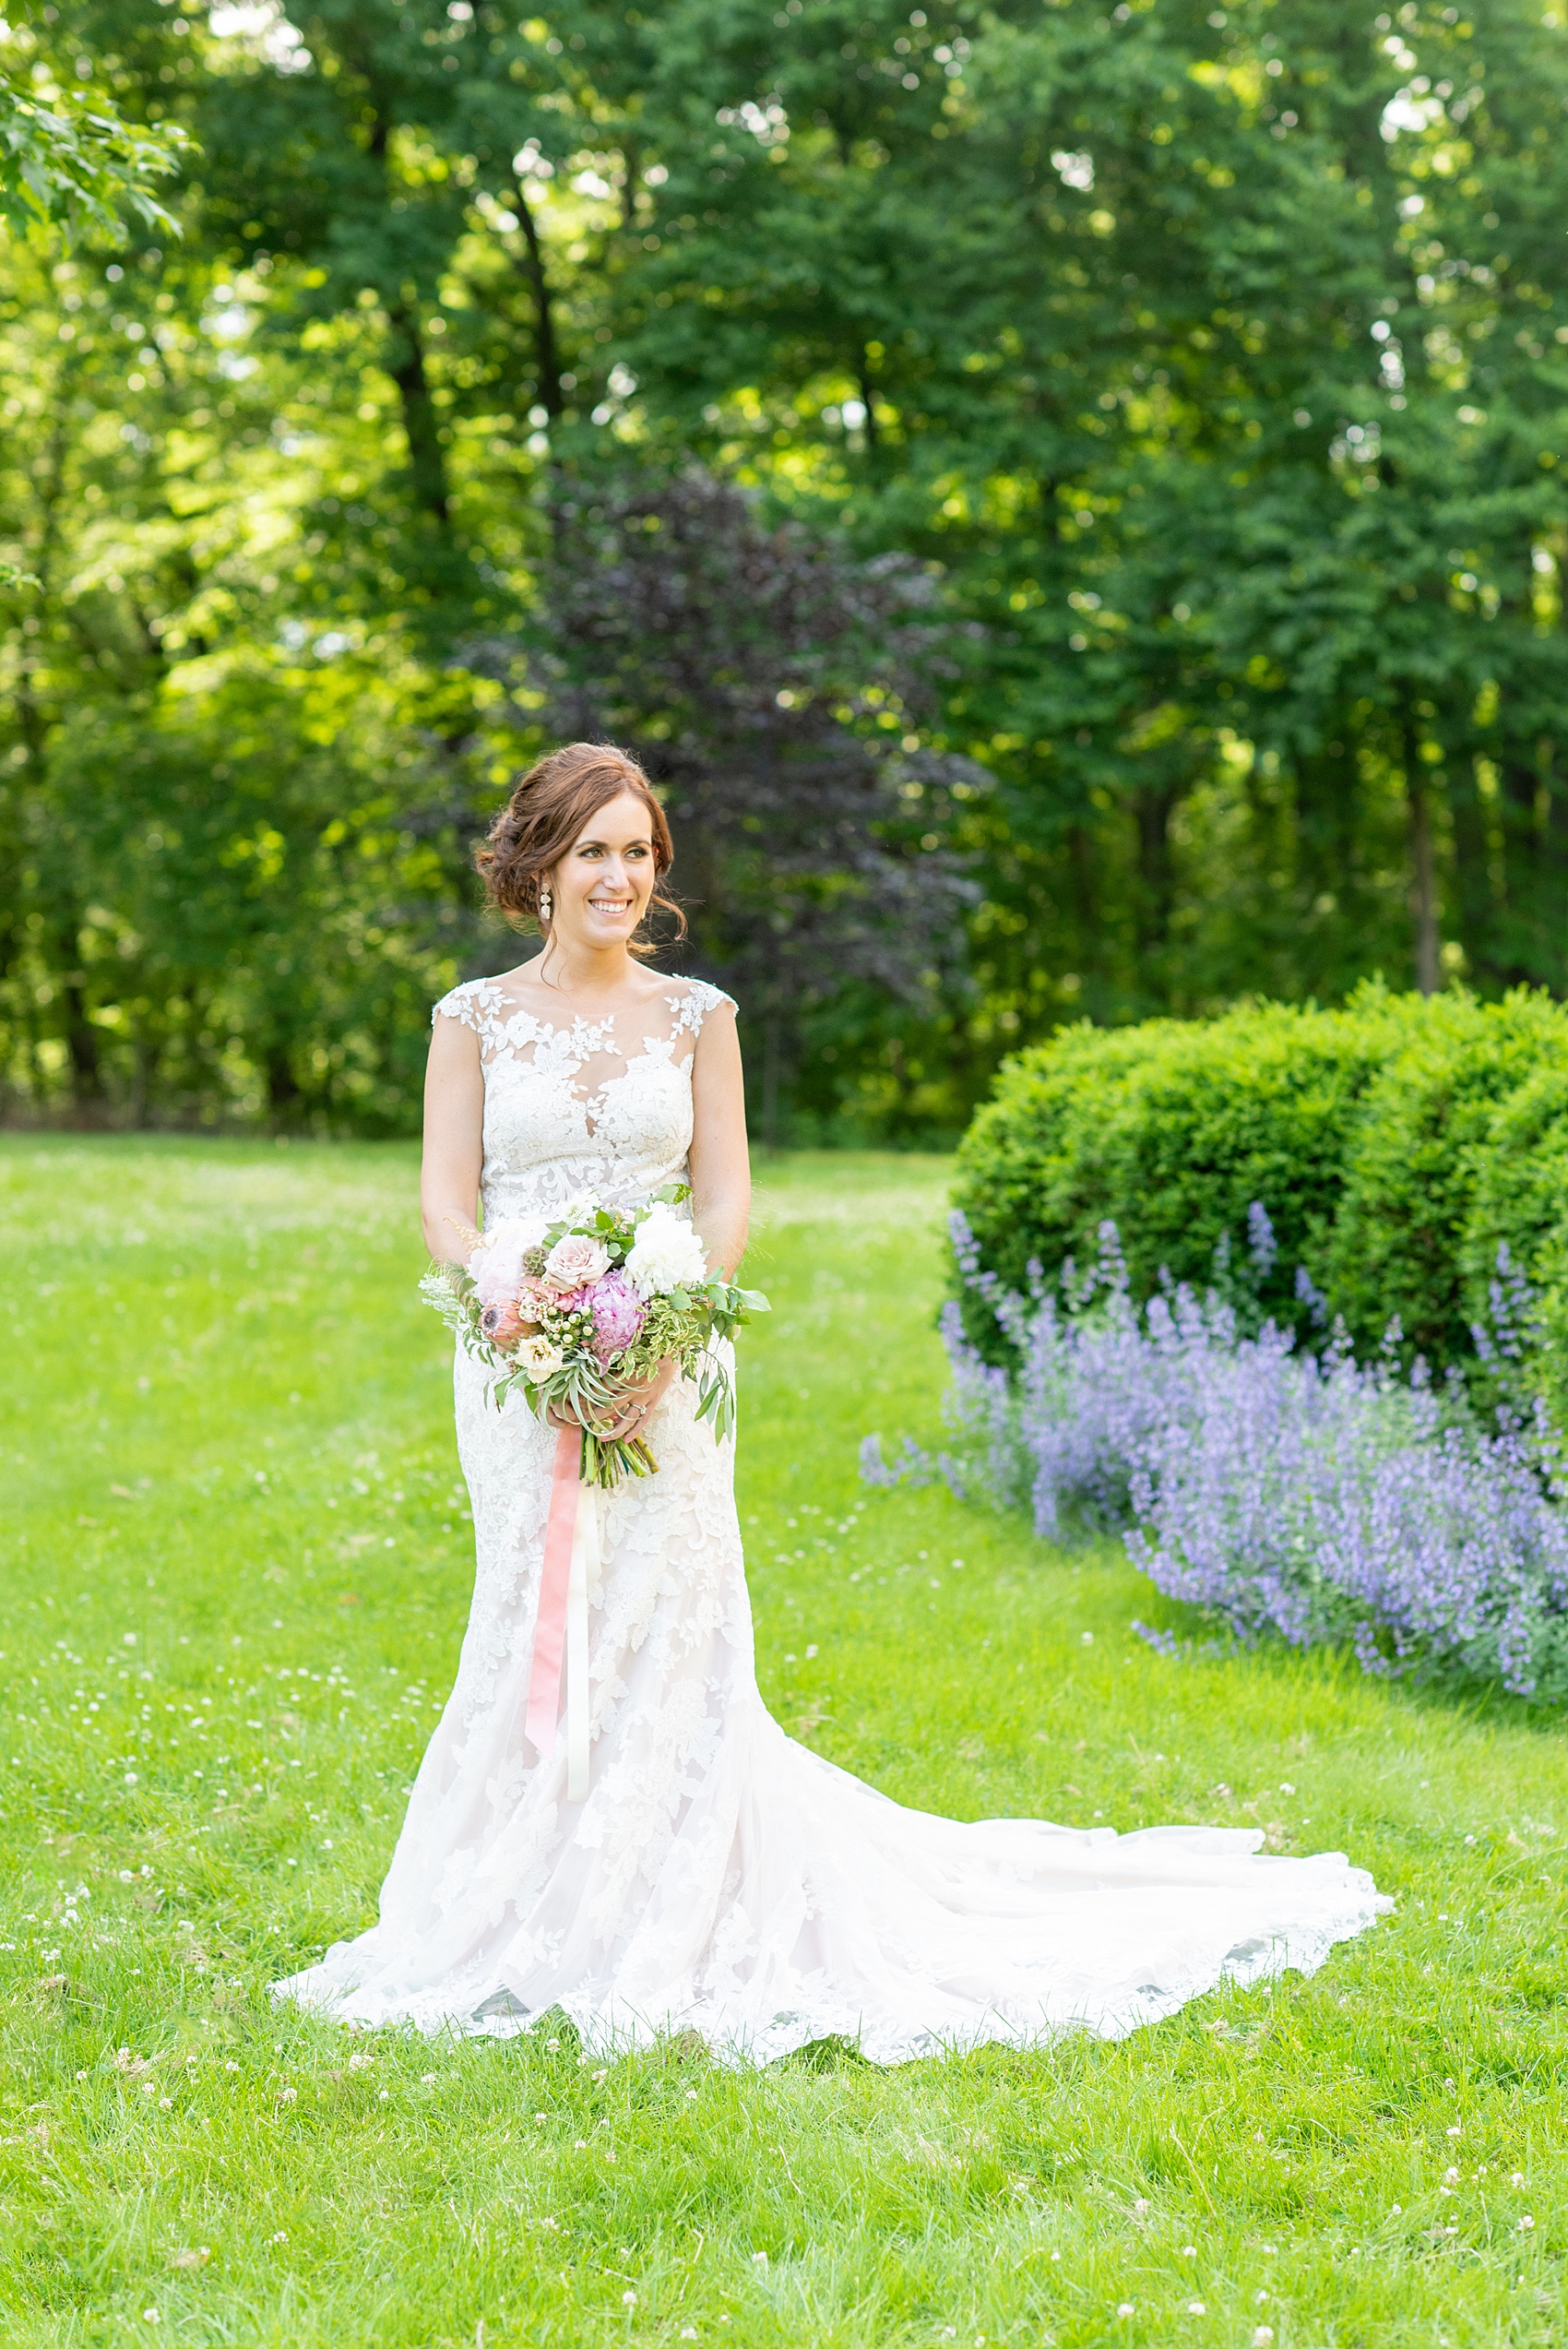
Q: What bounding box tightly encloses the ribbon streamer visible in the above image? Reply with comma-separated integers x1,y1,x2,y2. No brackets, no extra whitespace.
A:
526,1424,596,1801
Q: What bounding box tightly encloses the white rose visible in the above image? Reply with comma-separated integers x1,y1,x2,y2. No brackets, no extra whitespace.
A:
624,1202,708,1297
518,1334,564,1379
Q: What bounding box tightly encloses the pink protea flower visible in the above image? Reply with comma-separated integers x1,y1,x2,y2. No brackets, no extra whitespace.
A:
480,1299,524,1350
585,1269,646,1362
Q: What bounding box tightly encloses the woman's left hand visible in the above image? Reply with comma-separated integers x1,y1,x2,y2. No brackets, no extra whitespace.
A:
596,1355,677,1441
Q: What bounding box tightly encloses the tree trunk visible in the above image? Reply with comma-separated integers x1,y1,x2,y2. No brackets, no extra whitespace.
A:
1133,781,1179,962
267,1044,301,1127
1446,757,1496,986
857,354,880,455
1038,476,1062,545
387,308,451,528
1405,716,1440,996
1493,753,1545,985
1545,747,1568,994
762,1010,780,1151
63,969,102,1109
511,175,564,421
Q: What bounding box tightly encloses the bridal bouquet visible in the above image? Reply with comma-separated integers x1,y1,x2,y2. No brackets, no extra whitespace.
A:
419,1186,768,1486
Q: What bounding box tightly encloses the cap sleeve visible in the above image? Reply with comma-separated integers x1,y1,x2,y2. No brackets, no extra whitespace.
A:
432,978,499,1033
668,979,738,1037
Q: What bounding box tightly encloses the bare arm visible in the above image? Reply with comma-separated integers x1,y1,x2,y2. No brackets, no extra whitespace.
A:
421,1014,485,1262
687,1001,750,1277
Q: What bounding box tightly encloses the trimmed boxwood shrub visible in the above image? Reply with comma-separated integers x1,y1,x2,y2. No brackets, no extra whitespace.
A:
1464,1066,1568,1421
951,990,1413,1354
1324,992,1568,1366
953,986,1568,1408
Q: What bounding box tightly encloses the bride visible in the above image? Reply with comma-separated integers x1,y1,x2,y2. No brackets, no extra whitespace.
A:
277,741,1389,2062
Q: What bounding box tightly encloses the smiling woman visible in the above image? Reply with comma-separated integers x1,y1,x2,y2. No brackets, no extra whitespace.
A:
469,741,685,956
274,745,1390,2064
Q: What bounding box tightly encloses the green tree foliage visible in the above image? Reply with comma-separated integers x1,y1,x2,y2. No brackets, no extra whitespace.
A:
0,3,187,246
0,0,1564,1133
608,0,1568,1021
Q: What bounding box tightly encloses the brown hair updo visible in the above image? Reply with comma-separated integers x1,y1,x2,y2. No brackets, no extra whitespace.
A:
474,741,684,949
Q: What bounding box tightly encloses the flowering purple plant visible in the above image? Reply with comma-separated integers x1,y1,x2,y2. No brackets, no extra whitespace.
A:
864,1208,1568,1701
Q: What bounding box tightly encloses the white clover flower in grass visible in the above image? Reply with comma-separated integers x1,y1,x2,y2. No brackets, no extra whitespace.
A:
624,1201,707,1298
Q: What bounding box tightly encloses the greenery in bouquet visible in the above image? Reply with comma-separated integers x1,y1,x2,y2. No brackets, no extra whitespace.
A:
420,1186,768,1487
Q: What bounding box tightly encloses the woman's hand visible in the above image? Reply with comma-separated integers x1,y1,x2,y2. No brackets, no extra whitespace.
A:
600,1355,678,1440
548,1357,678,1440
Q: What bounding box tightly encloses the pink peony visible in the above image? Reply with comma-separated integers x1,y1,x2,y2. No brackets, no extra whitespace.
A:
543,1232,612,1291
585,1269,647,1362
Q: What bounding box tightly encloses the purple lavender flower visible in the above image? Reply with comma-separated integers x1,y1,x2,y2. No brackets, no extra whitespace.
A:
585,1268,646,1363
906,1208,1568,1702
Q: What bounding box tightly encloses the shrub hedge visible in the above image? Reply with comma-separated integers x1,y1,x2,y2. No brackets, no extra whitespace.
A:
952,985,1568,1411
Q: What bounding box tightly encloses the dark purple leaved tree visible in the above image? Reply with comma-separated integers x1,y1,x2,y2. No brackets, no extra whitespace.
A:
465,469,982,1140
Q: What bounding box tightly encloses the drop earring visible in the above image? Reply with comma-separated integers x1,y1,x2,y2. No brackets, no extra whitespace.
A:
538,883,552,925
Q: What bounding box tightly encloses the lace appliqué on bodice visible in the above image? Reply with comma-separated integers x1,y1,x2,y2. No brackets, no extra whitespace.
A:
433,975,735,1223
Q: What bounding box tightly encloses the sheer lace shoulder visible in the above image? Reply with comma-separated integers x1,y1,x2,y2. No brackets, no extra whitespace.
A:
432,977,507,1039
666,977,738,1036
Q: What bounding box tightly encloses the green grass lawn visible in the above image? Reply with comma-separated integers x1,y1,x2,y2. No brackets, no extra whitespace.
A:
3,1137,1567,2348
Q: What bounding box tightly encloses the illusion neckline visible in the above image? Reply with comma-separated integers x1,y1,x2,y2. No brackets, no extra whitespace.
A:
469,977,700,1040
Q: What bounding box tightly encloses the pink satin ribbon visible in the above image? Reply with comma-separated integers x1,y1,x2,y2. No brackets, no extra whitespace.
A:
525,1424,582,1768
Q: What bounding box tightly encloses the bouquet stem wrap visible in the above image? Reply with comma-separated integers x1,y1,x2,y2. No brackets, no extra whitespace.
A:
526,1424,599,1800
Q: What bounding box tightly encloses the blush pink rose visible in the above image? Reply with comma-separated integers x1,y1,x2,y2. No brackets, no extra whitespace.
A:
542,1233,611,1291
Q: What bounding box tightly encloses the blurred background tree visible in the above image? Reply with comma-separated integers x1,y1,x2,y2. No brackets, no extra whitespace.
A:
1,0,1563,1139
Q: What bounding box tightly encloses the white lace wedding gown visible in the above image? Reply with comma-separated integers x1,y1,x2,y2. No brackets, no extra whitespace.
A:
275,974,1391,2062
